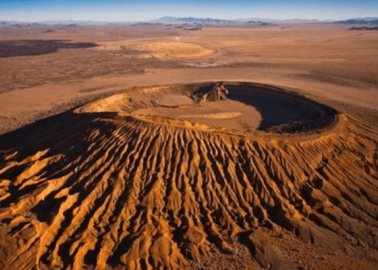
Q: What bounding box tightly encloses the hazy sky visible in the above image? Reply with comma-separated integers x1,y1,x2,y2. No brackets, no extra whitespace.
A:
0,0,377,22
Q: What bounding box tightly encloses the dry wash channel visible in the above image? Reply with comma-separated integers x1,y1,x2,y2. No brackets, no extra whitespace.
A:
0,82,377,270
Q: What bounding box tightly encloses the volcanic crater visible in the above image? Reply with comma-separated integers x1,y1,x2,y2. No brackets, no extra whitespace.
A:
0,82,377,270
78,82,338,134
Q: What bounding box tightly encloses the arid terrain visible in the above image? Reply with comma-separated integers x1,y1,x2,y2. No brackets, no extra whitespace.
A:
0,23,377,269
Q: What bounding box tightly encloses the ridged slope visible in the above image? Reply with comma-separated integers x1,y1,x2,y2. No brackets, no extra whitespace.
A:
0,97,377,269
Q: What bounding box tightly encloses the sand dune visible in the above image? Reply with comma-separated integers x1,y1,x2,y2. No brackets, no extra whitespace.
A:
0,82,377,269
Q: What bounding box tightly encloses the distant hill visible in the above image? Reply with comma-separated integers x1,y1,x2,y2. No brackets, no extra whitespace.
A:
246,21,278,26
242,18,320,24
349,26,378,31
335,17,378,25
0,20,117,27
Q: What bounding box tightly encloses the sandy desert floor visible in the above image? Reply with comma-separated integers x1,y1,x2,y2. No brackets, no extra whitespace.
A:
0,23,377,269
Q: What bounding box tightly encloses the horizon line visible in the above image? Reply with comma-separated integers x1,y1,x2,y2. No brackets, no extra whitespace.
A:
1,15,377,24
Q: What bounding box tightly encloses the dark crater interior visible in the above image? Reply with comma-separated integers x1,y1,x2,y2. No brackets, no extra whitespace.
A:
187,82,338,133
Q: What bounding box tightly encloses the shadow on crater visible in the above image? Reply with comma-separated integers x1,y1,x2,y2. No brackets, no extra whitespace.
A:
195,82,337,133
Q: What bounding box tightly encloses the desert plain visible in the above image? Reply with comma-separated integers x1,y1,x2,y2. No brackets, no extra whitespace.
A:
0,23,377,269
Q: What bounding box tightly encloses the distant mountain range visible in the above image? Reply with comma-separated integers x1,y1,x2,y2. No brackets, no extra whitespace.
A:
153,16,378,25
152,16,320,25
152,16,236,24
1,16,378,27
